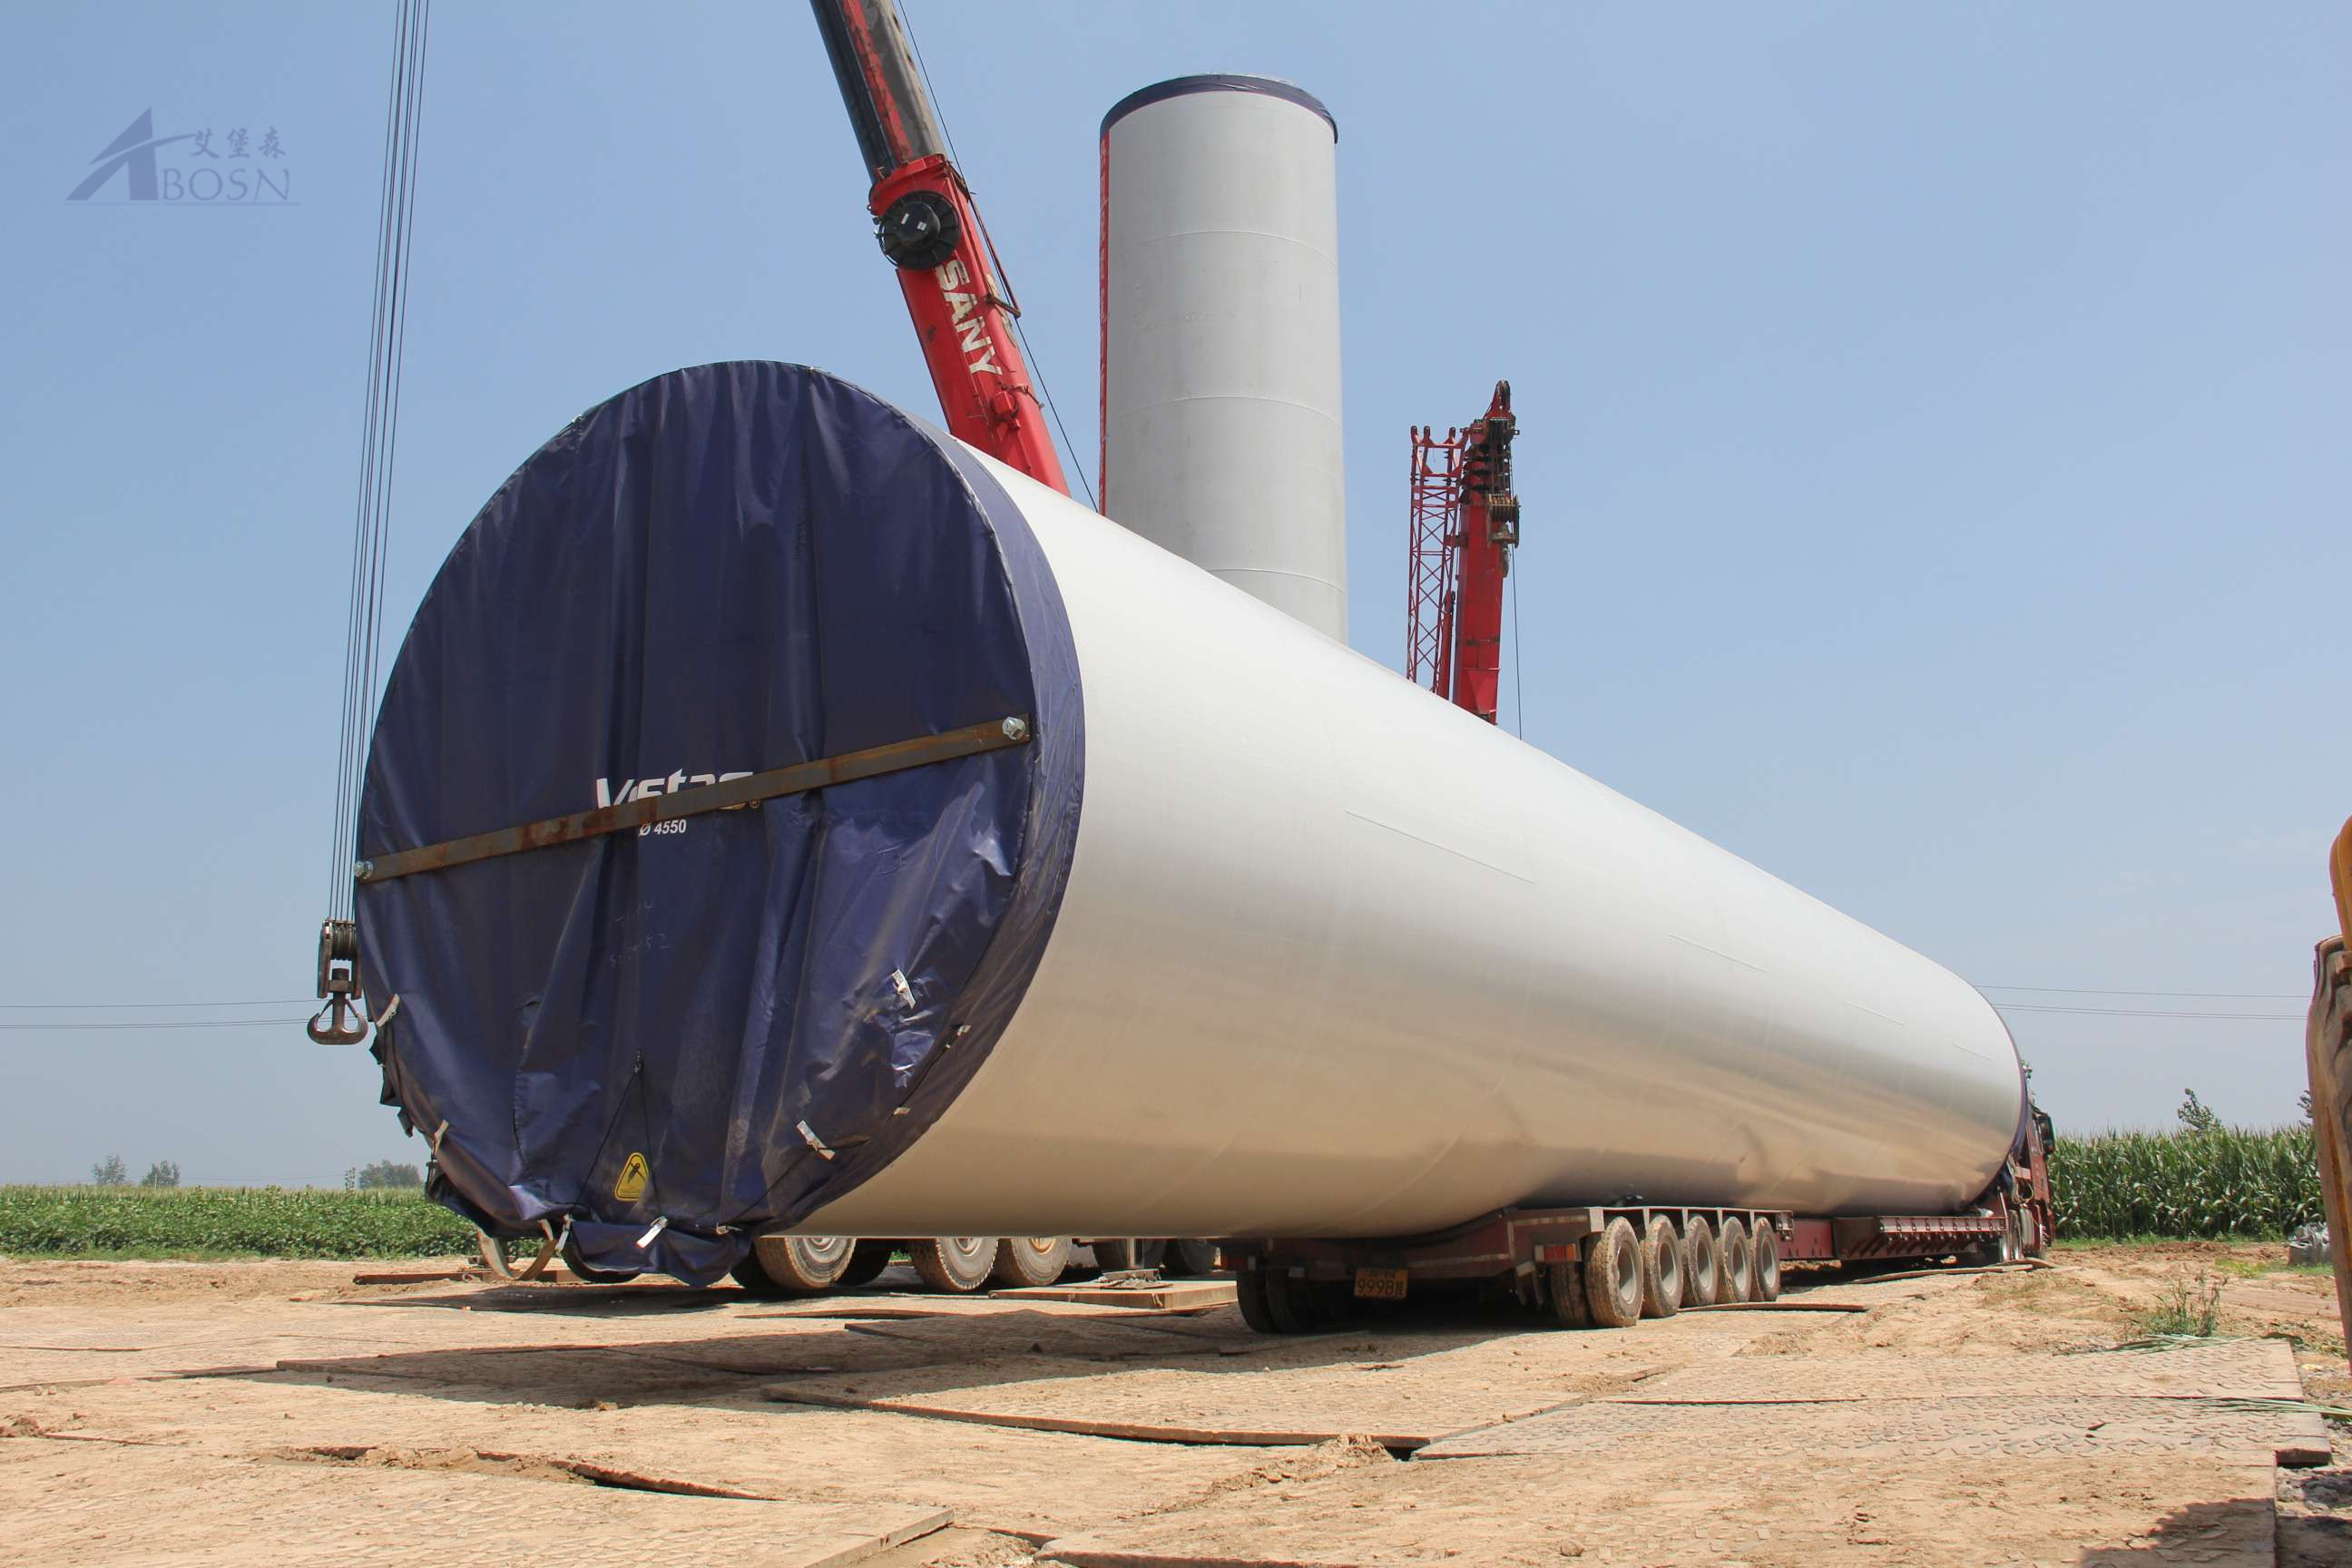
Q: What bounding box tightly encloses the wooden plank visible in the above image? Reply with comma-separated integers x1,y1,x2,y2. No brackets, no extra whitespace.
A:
765,1384,1419,1449
791,1508,956,1568
1039,1540,1359,1568
1681,1300,1867,1314
992,1281,1237,1310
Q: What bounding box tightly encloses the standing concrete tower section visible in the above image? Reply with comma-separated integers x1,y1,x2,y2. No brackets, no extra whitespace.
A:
1100,76,1348,642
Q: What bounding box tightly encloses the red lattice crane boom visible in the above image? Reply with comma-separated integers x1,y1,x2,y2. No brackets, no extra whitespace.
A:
1406,382,1519,722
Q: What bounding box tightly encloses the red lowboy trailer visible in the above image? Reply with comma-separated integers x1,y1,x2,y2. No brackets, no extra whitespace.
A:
1223,1111,2055,1334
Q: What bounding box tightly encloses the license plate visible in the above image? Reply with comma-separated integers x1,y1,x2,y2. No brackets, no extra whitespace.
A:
1353,1267,1408,1300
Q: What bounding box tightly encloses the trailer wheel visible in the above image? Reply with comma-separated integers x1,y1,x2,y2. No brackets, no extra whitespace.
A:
1751,1224,1782,1300
1235,1266,1280,1333
1639,1216,1683,1318
1269,1269,1326,1335
991,1236,1072,1289
1717,1217,1755,1304
1264,1269,1323,1334
1164,1240,1221,1278
838,1240,896,1288
1546,1259,1591,1327
1680,1216,1720,1307
733,1235,854,1296
1583,1217,1645,1328
908,1236,995,1294
1090,1239,1166,1273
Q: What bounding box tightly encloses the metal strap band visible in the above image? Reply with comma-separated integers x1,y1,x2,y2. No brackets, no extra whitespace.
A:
355,713,1033,885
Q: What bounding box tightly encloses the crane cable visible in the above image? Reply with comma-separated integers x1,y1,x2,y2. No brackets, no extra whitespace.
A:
898,1,1096,511
312,0,430,1042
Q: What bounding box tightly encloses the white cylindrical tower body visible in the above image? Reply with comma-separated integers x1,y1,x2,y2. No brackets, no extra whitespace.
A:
1100,76,1348,642
808,446,2027,1240
359,363,2022,1279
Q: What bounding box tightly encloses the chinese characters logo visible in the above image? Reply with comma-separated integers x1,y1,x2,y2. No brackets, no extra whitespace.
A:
69,110,291,203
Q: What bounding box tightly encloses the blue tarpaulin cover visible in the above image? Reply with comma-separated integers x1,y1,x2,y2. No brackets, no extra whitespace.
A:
355,362,1083,1283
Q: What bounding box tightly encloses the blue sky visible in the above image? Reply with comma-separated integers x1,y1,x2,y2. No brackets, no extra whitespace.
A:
0,3,2343,1185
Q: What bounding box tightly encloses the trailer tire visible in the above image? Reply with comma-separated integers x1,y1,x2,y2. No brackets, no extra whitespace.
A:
1264,1269,1322,1334
990,1236,1072,1289
1164,1240,1221,1278
1639,1215,1683,1318
732,1235,854,1296
838,1240,895,1288
1235,1266,1280,1333
1680,1216,1720,1307
1090,1239,1166,1273
909,1236,995,1294
1546,1259,1591,1327
1751,1223,1782,1300
1583,1217,1645,1328
1717,1217,1754,1304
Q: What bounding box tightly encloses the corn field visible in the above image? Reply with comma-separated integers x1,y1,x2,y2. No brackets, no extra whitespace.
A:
0,1126,2329,1256
2049,1125,2323,1240
0,1185,477,1259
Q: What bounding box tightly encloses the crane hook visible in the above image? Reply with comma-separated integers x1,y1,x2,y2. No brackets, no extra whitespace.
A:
306,918,369,1045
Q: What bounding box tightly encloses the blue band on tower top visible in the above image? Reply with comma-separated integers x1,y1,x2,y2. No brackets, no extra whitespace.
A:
1102,74,1337,142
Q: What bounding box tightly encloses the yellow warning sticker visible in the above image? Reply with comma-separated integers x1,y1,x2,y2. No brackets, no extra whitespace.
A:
612,1152,651,1203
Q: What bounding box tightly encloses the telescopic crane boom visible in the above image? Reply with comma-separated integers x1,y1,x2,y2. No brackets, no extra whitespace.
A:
809,0,1071,494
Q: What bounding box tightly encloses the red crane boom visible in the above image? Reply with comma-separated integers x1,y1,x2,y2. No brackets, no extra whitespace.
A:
810,0,1070,494
1405,382,1520,722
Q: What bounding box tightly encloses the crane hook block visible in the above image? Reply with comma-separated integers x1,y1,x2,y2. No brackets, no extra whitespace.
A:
307,917,369,1045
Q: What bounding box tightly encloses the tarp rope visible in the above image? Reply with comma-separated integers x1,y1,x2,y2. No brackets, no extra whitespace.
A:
326,0,432,926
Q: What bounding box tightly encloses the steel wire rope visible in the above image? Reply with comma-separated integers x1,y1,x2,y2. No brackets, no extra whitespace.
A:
325,0,412,916
325,0,431,927
1509,563,1525,737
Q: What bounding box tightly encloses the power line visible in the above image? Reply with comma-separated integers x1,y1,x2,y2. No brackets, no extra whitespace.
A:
1991,1003,2298,1021
0,999,314,1011
1980,984,2298,1001
0,977,2303,1014
0,1018,317,1032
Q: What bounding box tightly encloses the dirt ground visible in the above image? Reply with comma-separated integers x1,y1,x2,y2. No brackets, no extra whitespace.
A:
1,1241,2345,1567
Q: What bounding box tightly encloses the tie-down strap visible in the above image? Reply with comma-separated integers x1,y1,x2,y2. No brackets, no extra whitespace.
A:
354,713,1033,884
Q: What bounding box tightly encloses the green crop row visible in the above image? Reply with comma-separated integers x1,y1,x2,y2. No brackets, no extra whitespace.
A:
0,1184,478,1259
1,1125,2328,1258
2048,1124,2323,1240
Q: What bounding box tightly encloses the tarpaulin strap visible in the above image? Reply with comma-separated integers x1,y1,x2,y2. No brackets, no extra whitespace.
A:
372,994,402,1030
355,714,1033,884
798,1121,836,1161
